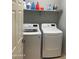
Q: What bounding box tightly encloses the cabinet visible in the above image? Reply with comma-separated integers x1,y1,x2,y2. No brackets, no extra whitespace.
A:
12,0,23,59
12,0,17,50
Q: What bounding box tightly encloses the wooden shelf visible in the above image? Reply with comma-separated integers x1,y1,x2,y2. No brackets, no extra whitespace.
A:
24,9,62,12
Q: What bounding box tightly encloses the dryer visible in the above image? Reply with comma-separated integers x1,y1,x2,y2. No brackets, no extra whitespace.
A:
41,23,63,58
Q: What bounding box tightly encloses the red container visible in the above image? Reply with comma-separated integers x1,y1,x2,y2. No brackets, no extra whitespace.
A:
36,2,40,10
40,7,44,11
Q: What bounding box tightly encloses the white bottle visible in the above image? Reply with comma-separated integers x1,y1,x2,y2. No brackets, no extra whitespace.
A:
26,2,31,10
47,4,53,11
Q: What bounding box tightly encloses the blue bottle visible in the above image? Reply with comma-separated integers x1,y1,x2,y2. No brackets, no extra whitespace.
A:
31,2,35,10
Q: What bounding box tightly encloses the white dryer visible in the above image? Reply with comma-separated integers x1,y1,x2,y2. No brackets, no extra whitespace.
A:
41,23,63,58
23,23,41,59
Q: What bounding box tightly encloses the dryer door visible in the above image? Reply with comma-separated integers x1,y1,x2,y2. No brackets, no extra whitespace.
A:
43,34,62,57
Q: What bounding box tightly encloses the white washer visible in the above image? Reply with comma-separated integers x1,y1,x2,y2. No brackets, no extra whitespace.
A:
23,23,41,59
41,23,63,58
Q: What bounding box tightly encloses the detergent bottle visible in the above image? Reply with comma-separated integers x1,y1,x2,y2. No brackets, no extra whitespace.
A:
26,2,31,10
36,2,40,10
31,2,35,10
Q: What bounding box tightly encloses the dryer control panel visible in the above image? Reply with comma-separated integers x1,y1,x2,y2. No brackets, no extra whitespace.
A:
42,23,57,29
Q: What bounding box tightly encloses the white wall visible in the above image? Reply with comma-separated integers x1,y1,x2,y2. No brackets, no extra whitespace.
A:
58,0,66,54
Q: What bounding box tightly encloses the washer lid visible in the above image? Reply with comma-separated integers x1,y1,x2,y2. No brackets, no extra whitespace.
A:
42,28,63,33
23,23,41,35
23,29,41,35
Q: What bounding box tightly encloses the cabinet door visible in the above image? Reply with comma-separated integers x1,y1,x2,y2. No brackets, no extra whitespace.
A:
12,0,23,59
17,0,23,59
12,0,17,51
12,0,18,59
17,0,23,40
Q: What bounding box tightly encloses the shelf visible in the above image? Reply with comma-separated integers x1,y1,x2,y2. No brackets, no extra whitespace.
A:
24,9,62,12
24,9,63,16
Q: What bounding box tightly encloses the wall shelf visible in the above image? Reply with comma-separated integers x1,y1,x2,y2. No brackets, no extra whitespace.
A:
24,9,62,12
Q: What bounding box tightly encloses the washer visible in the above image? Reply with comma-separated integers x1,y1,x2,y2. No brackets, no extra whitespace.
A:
23,23,41,59
41,23,63,58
